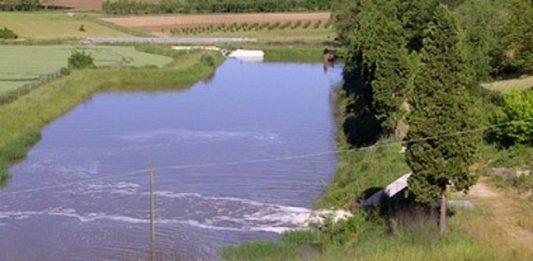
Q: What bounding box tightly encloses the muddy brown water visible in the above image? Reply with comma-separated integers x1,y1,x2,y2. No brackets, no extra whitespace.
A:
0,60,342,260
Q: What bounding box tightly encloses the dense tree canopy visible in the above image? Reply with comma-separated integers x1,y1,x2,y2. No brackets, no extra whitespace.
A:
405,5,481,232
103,0,333,15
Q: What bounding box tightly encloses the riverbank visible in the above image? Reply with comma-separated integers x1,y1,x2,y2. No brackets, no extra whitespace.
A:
222,90,533,261
0,48,224,183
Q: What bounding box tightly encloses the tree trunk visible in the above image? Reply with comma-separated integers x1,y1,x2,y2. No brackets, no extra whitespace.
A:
439,191,447,235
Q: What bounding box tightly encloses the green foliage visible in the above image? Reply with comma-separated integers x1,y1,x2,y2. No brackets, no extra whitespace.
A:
478,143,533,169
0,0,41,11
316,134,410,208
454,0,494,83
405,5,481,205
103,0,333,15
280,230,321,246
490,90,533,147
0,27,18,39
68,50,95,70
222,241,299,261
335,0,412,142
491,0,533,76
200,52,215,67
320,211,375,246
0,163,8,183
396,0,439,52
490,175,533,193
0,131,41,163
60,67,71,76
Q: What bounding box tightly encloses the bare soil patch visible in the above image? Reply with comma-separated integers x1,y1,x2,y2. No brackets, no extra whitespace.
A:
103,12,331,32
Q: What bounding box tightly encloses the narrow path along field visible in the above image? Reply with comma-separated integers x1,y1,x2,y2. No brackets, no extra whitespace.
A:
465,179,533,251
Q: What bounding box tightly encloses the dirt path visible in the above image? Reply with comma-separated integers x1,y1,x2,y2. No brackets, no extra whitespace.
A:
468,179,533,248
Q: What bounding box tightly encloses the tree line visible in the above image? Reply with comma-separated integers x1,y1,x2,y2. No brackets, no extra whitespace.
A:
335,0,532,233
0,0,40,11
102,0,333,15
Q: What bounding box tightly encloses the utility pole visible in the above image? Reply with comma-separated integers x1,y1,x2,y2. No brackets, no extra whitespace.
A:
149,162,157,261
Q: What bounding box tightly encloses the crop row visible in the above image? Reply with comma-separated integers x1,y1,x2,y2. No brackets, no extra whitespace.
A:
167,20,331,35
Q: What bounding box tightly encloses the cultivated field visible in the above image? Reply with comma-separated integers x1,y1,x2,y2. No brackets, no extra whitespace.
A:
168,20,334,42
0,45,173,94
103,12,331,32
0,12,128,39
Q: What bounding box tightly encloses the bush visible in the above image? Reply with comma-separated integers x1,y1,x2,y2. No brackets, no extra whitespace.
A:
0,27,18,39
0,131,41,163
68,50,95,70
60,67,71,76
490,90,533,147
200,53,215,67
0,163,8,183
320,211,373,246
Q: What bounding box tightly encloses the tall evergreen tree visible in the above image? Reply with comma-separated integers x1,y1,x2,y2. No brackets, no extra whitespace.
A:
336,0,411,145
405,5,481,234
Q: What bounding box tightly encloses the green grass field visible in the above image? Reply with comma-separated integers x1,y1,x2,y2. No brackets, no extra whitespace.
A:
0,45,173,94
0,12,129,40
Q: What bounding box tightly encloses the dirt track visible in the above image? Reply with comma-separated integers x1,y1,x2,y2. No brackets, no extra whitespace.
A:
103,12,331,31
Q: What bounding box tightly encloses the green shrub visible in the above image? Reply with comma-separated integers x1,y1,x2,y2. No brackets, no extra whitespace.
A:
490,90,533,147
491,175,533,192
200,53,215,67
68,50,95,70
281,230,321,246
0,27,18,39
0,163,8,183
291,21,302,29
280,22,292,30
320,211,374,246
222,241,298,261
0,131,41,163
60,67,71,76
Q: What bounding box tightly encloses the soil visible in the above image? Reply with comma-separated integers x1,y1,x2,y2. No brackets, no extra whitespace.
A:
102,12,332,32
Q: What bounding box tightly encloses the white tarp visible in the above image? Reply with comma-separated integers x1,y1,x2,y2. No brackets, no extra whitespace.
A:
228,49,265,62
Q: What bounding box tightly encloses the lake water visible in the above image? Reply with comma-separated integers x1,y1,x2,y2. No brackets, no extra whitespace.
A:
0,60,343,260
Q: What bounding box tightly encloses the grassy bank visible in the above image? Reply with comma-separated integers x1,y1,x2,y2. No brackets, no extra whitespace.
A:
221,44,328,63
0,48,224,182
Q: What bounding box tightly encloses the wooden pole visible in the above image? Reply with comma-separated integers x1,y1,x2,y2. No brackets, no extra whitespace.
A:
150,162,157,261
439,189,447,235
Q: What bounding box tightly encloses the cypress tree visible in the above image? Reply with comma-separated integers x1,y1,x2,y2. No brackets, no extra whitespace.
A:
338,0,411,145
405,5,481,234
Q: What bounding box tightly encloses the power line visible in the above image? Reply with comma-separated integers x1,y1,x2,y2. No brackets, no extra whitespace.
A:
1,117,531,196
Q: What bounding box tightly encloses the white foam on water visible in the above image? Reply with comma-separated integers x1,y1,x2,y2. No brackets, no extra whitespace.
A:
85,182,140,195
0,191,312,234
0,208,301,233
119,128,280,144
